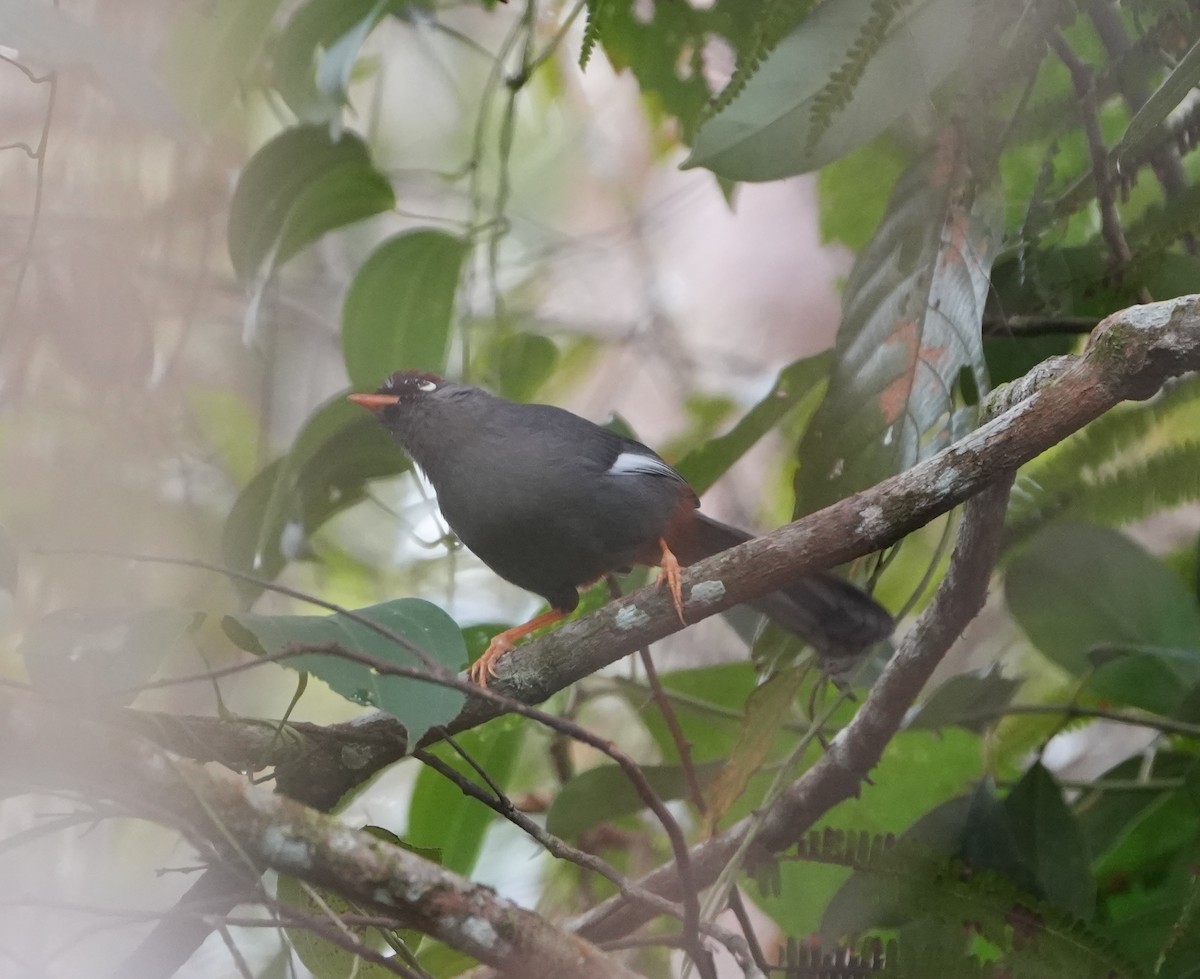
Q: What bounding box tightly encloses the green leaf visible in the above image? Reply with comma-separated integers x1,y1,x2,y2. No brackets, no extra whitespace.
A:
490,333,560,403
817,134,909,250
277,874,399,979
273,0,411,123
221,393,407,599
21,607,203,706
703,667,804,832
407,721,524,876
685,0,976,179
1113,36,1200,169
795,153,1001,515
905,666,1022,733
1006,523,1200,714
1004,762,1096,920
163,0,284,127
675,353,830,495
223,599,465,743
341,230,469,389
228,126,394,281
546,760,724,842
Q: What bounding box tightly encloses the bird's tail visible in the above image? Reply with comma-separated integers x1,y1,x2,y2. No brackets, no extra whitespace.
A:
671,513,893,663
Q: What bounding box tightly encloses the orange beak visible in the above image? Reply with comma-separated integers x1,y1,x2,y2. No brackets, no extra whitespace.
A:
347,393,400,414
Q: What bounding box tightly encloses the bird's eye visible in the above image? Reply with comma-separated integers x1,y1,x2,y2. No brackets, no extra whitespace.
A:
416,378,438,393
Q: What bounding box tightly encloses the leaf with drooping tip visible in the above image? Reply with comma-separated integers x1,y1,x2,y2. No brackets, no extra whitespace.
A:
223,598,465,743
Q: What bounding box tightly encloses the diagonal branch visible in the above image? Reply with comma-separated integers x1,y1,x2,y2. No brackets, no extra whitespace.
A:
0,692,641,979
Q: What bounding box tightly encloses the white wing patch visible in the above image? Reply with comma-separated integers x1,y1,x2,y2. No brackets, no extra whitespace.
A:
609,450,683,481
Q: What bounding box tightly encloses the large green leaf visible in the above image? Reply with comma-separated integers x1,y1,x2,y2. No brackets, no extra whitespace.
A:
221,393,407,599
407,721,524,876
1006,523,1200,715
795,151,1000,515
685,0,977,179
224,598,465,743
227,126,394,281
341,230,469,389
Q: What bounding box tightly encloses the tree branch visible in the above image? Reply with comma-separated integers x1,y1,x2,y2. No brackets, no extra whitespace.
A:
0,692,641,979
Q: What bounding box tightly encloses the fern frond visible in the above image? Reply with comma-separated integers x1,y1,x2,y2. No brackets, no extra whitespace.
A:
701,0,820,123
578,0,604,70
806,0,912,154
1070,442,1200,526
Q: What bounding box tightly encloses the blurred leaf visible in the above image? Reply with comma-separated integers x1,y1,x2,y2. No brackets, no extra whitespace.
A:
277,874,398,979
22,607,203,705
796,148,1000,515
273,0,417,123
228,126,394,281
221,393,408,600
0,0,187,135
408,721,524,876
905,666,1022,733
186,387,262,486
703,667,804,833
618,663,760,762
587,0,797,142
1006,523,1200,714
675,353,830,495
491,333,560,402
817,134,910,250
164,0,283,127
223,598,464,743
547,760,724,842
1004,762,1096,921
341,230,468,389
1113,36,1200,169
0,523,16,595
983,331,1077,387
685,0,976,179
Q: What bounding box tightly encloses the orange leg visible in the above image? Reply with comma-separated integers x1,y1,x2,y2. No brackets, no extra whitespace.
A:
656,538,686,624
469,609,566,686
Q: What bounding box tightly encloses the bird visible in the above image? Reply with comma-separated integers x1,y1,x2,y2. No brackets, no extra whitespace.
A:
349,370,892,685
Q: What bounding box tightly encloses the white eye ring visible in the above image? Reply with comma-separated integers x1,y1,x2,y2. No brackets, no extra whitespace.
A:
416,379,438,392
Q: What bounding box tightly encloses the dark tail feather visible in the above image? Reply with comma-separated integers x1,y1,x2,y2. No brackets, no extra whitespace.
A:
674,514,894,662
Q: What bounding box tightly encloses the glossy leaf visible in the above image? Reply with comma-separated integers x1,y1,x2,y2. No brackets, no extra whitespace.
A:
223,599,464,743
686,0,976,179
341,230,469,389
228,126,394,281
795,148,1000,515
22,607,203,705
546,760,724,842
407,721,524,876
1004,762,1095,920
1006,523,1200,714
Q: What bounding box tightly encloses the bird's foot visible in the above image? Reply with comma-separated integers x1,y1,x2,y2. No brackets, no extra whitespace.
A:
468,634,515,687
656,539,686,624
468,609,567,686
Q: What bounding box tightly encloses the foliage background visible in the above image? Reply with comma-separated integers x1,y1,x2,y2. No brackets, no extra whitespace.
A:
2,0,1200,977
